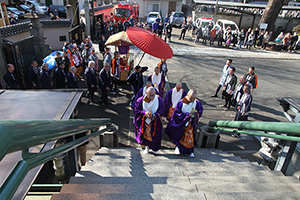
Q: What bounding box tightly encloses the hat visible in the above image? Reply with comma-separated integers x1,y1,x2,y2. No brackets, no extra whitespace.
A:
69,44,75,48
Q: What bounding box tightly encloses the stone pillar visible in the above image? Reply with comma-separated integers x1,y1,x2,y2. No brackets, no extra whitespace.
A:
29,13,51,63
84,0,91,37
66,3,73,23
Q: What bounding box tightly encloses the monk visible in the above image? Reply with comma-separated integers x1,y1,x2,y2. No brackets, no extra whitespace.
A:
134,87,165,154
131,81,159,109
166,89,203,157
163,82,187,120
147,67,166,98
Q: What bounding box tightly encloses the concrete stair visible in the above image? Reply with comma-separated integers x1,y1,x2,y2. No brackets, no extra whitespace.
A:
51,147,300,200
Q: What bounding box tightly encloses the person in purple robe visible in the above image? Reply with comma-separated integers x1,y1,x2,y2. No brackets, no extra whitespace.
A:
131,81,159,109
134,87,165,154
163,82,187,120
147,67,166,98
166,89,203,157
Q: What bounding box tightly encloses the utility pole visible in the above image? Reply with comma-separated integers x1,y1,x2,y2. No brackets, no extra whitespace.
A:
214,0,218,22
84,0,91,37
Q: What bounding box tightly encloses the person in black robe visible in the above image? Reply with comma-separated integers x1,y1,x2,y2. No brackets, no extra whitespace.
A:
55,61,67,89
39,63,53,89
98,63,111,105
27,60,39,89
4,63,19,89
85,61,97,102
67,66,79,88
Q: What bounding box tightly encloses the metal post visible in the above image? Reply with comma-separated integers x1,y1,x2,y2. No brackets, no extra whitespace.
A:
281,141,297,174
239,12,243,29
84,0,91,37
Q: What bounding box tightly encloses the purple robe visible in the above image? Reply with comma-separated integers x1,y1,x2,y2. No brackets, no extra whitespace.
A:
132,86,159,109
134,95,165,151
147,74,166,98
163,88,187,118
165,98,203,155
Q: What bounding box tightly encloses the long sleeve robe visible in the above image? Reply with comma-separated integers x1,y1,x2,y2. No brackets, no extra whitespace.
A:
163,88,187,119
166,98,203,155
134,95,165,151
147,73,166,98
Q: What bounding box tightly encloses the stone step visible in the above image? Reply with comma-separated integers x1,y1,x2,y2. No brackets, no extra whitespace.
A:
74,168,282,178
196,182,300,193
69,174,299,185
51,193,206,200
58,184,198,194
205,192,300,200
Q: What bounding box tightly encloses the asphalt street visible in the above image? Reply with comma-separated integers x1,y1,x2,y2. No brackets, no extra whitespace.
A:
78,27,300,163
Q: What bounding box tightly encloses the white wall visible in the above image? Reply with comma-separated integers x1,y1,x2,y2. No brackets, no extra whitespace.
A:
52,0,64,6
44,27,70,50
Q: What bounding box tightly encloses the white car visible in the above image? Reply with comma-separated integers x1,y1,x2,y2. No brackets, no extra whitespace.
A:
215,19,240,40
146,12,161,27
196,17,215,29
24,0,49,15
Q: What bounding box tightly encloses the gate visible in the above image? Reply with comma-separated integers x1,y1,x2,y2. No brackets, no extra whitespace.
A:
69,25,82,45
4,36,37,89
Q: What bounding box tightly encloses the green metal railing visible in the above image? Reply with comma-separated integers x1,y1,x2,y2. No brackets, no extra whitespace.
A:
208,120,300,142
0,118,112,200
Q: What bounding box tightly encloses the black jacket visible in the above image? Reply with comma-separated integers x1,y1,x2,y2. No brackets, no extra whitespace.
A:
55,67,66,88
127,70,143,93
4,71,19,89
99,68,110,89
67,72,78,88
39,69,52,89
85,67,97,88
28,66,39,88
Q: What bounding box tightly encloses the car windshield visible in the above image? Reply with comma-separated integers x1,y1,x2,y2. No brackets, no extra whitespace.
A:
174,13,184,17
20,5,30,9
202,21,214,27
8,7,18,11
148,14,158,18
115,8,130,17
225,23,238,31
31,1,45,7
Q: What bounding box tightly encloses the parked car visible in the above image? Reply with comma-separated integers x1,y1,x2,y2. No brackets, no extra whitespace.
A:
8,11,19,21
15,4,32,13
24,0,49,15
49,5,66,18
146,12,161,28
215,19,240,40
170,11,185,27
6,7,25,19
196,17,215,29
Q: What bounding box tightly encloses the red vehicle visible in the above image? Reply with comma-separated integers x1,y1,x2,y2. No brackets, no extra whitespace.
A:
114,2,139,23
93,2,139,23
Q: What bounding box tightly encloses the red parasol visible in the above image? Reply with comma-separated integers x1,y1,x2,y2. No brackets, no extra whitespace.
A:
126,27,173,64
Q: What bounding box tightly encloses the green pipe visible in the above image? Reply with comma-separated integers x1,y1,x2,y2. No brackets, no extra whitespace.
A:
0,119,111,161
210,127,300,143
209,121,300,135
0,125,112,200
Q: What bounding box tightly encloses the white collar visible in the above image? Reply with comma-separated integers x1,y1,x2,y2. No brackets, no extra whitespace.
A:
142,95,159,124
182,99,197,113
171,88,183,108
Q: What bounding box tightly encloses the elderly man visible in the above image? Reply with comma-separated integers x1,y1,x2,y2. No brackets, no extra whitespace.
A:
132,81,159,109
99,63,111,105
67,66,78,88
166,89,203,157
221,67,237,111
147,67,166,98
85,61,97,103
39,63,53,89
163,82,186,120
231,75,246,110
4,63,19,89
232,85,252,138
55,61,67,89
134,87,165,154
28,60,39,89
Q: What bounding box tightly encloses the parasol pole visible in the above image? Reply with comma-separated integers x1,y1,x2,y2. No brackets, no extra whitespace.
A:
138,52,146,65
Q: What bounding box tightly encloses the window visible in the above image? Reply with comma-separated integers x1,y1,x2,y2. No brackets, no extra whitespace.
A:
174,13,184,17
146,4,159,13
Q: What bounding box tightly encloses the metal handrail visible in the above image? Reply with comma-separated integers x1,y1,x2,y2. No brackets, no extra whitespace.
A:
0,119,111,161
208,120,300,142
0,119,112,200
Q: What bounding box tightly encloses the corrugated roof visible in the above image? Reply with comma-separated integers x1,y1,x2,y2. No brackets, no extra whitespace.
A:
0,19,71,37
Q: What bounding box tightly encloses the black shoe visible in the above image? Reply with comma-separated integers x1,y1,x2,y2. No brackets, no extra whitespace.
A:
211,95,218,97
